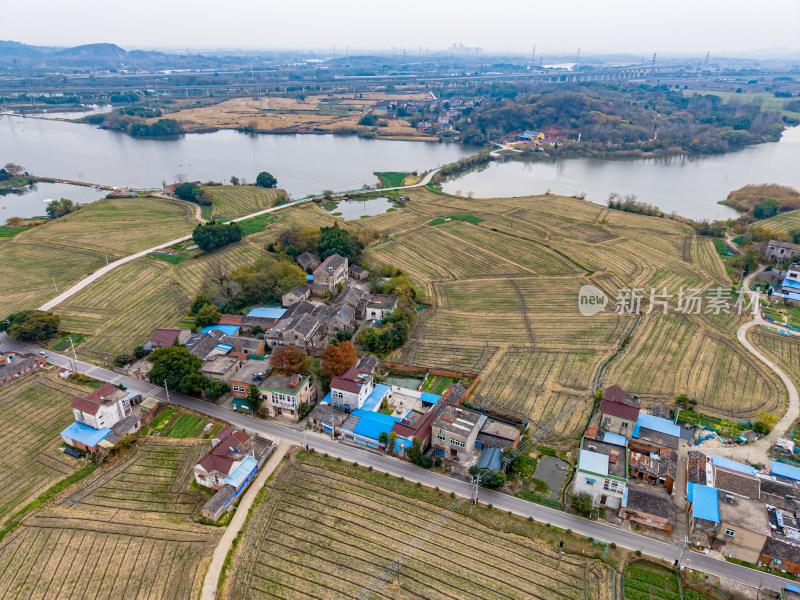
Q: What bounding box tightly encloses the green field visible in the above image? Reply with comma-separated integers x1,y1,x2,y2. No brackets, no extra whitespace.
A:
756,209,800,233
204,185,281,219
374,171,410,187
161,414,210,438
682,89,800,119
428,213,485,226
0,226,27,238
624,562,680,600
239,213,278,235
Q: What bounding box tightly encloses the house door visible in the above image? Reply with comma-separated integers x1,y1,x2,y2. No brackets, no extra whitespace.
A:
451,449,458,458
600,495,607,505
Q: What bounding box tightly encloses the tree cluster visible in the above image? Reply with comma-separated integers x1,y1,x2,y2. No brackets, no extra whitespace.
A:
174,182,210,205
224,256,306,309
256,171,277,188
46,198,80,219
128,118,183,137
2,310,60,342
606,193,662,217
268,345,309,376
147,346,229,399
318,225,363,261
192,220,243,253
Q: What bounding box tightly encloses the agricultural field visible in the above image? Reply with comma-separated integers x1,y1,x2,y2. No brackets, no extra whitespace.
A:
0,372,83,522
749,327,800,393
358,187,770,444
755,209,800,234
623,562,680,600
204,186,281,220
606,314,783,419
0,439,222,600
223,452,615,600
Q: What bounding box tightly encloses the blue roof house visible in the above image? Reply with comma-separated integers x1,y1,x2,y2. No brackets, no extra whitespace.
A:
60,421,112,452
339,409,405,451
633,413,681,449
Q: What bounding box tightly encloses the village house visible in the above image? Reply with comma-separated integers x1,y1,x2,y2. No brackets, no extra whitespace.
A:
296,251,320,272
282,284,311,306
431,405,486,462
627,444,678,492
221,335,266,359
265,313,324,355
229,360,272,399
0,353,47,389
365,294,399,320
597,384,640,438
767,240,800,261
620,484,676,533
258,372,315,420
476,419,521,450
200,355,241,383
313,254,349,292
573,437,628,509
148,327,190,349
348,264,369,281
193,427,271,490
245,307,286,328
335,286,369,311
330,365,377,411
632,413,681,450
185,329,229,360
71,383,135,430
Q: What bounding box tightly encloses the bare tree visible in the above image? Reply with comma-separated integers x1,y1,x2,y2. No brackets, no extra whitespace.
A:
207,259,229,288
3,163,25,177
174,173,187,183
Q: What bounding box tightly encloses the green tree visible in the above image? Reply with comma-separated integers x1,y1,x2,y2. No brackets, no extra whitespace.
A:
174,182,206,203
318,226,363,261
378,431,389,447
387,431,398,455
6,311,60,342
298,402,312,419
246,384,262,410
205,379,229,399
570,492,593,516
133,346,147,359
148,346,203,395
190,294,210,315
192,220,243,252
195,303,221,329
46,198,80,219
753,198,780,220
228,257,306,308
256,171,277,188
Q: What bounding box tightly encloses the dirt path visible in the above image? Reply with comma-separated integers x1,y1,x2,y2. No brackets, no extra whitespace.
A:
712,267,799,465
200,441,288,600
151,192,208,224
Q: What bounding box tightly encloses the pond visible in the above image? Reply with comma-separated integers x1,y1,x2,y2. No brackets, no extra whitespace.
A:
383,375,424,390
442,126,800,221
0,182,108,220
325,197,396,220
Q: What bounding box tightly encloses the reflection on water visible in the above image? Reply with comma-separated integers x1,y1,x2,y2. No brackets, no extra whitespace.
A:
325,197,396,220
0,183,107,220
443,126,800,220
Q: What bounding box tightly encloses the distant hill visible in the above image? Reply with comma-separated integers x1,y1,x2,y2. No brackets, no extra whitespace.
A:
55,42,128,61
0,40,169,66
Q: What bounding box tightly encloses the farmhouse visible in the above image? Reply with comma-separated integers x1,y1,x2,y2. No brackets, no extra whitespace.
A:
572,437,628,509
767,240,800,261
265,313,324,354
313,254,349,292
185,329,230,360
632,413,681,449
0,353,47,389
194,427,272,489
229,360,272,399
200,355,241,383
335,286,369,310
365,294,399,320
148,328,190,349
296,252,320,272
330,365,378,411
349,264,369,280
431,405,486,462
340,409,406,451
597,384,640,438
627,445,678,492
620,484,676,533
222,335,265,358
282,284,310,306
476,419,521,450
60,421,113,453
258,372,315,420
246,307,286,327
71,383,135,430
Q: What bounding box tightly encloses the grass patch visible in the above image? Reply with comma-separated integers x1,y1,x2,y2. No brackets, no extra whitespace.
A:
203,424,223,439
148,407,177,431
67,372,104,389
50,333,87,351
239,213,277,236
423,374,458,394
148,251,188,264
375,171,411,188
712,239,729,257
161,414,208,438
428,213,485,226
0,226,28,238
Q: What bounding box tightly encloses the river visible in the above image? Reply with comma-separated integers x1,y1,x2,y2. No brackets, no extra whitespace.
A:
0,115,475,198
441,126,800,221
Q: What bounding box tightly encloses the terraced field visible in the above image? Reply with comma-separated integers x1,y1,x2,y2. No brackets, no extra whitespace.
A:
0,373,83,522
756,209,800,234
357,188,766,443
0,439,221,600
204,186,281,219
224,453,614,600
749,327,800,395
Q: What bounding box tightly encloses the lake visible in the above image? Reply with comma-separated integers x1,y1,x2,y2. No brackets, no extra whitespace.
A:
326,197,396,220
442,126,800,220
0,115,476,198
0,182,107,219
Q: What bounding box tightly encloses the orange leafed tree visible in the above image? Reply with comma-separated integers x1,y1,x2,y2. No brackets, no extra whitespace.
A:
321,341,358,379
268,345,308,375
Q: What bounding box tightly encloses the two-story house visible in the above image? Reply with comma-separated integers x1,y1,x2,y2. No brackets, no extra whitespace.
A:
258,372,315,420
194,427,262,490
431,405,486,462
597,384,640,438
329,365,375,411
71,383,134,430
313,254,349,292
365,294,399,321
572,437,628,509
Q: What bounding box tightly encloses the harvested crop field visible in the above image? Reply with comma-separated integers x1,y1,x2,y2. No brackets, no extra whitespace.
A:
204,186,281,220
357,188,756,443
0,373,83,521
224,452,614,600
0,439,221,600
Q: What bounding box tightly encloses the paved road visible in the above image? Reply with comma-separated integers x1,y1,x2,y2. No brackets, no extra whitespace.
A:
37,169,440,312
0,333,787,593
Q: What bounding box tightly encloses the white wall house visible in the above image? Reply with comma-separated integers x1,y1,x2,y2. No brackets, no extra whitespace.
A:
572,440,628,509
71,384,133,430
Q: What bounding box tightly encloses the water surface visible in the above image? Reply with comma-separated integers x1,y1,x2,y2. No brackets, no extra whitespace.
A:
0,182,107,219
327,197,395,220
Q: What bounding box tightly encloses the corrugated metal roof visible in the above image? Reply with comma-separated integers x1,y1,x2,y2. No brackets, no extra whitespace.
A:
691,484,720,523
247,307,287,319
419,392,442,404
224,456,258,488
199,325,241,335
603,431,628,447
711,455,756,476
622,486,629,508
351,409,402,441
60,421,112,447
634,413,680,438
771,460,800,481
361,384,389,412
578,449,609,476
783,278,800,289
477,447,502,471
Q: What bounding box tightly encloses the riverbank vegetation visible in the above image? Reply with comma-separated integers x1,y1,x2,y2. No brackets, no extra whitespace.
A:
721,183,800,213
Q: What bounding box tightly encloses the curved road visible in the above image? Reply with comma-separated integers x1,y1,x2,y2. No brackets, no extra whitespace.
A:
0,331,790,594
38,169,439,312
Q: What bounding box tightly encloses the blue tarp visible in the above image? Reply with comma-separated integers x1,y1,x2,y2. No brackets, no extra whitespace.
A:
711,455,756,476
419,392,442,405
306,274,314,281
602,431,628,447
199,325,240,335
361,384,389,413
477,447,502,471
771,459,800,481
786,584,800,593
351,409,402,441
247,307,286,319
224,456,258,489
691,485,720,523
320,391,332,404
61,421,112,447
633,413,680,439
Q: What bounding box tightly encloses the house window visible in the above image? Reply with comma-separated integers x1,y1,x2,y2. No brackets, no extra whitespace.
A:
585,477,596,484
437,434,445,442
449,439,465,448
622,422,628,429
725,528,736,537
232,385,245,393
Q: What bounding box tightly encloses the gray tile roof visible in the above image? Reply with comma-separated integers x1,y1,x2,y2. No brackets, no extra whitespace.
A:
203,484,237,513
624,484,676,523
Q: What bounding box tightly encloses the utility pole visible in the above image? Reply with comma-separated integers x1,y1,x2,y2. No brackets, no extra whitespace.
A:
68,335,78,373
164,379,171,406
51,275,58,293
103,248,109,266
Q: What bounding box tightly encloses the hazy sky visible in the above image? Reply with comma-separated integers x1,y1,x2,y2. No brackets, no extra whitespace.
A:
2,0,799,55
